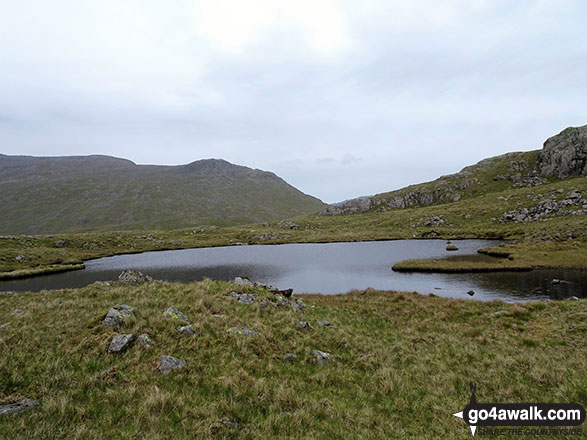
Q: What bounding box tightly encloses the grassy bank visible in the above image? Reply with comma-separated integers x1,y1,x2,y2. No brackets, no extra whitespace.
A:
0,280,585,439
393,241,587,272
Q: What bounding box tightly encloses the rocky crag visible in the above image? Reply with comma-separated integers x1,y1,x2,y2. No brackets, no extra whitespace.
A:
321,124,587,215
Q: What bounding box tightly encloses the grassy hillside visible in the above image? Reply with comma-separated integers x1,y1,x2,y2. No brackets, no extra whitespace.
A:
0,155,326,234
1,280,585,439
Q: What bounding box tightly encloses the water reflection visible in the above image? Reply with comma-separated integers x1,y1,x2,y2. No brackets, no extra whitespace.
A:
1,240,585,302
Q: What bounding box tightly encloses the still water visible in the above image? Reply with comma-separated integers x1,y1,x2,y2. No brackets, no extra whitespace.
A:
1,240,585,302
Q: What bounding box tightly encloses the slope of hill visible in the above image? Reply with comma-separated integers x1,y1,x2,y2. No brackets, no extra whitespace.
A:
321,124,587,215
0,155,326,234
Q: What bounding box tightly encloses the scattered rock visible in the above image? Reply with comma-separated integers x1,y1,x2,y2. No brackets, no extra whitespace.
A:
222,418,239,428
282,353,297,361
226,327,259,338
15,255,24,261
466,290,475,296
274,293,289,306
137,333,153,347
118,269,156,285
158,355,186,375
102,305,134,329
0,399,39,416
176,325,195,336
163,306,189,323
317,320,332,327
228,292,257,305
312,350,339,364
277,220,302,230
108,334,135,353
0,323,8,332
10,309,23,316
297,321,311,330
489,310,506,317
54,240,66,248
567,296,579,301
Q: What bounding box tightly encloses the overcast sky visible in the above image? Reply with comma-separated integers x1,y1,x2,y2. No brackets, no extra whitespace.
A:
1,1,586,203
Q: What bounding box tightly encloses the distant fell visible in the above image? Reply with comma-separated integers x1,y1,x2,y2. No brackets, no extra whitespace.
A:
0,155,326,234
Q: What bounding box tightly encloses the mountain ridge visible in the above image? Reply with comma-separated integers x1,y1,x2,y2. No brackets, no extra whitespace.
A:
0,155,326,234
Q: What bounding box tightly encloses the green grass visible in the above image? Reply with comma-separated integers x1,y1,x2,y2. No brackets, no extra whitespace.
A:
1,281,585,439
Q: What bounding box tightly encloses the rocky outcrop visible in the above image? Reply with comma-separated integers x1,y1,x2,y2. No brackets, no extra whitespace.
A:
320,197,372,215
118,270,156,285
540,125,587,178
500,190,586,223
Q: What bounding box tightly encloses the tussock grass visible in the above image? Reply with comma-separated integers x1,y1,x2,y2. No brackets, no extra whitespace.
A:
1,281,585,439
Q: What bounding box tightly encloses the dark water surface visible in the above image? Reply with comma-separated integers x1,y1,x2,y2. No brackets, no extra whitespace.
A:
1,240,585,302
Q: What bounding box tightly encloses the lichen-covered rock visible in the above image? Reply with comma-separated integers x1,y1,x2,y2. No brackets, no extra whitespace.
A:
274,294,288,306
176,325,195,335
0,398,39,416
102,305,134,329
108,334,135,353
163,306,189,323
312,350,339,364
137,333,153,347
118,269,155,284
158,355,186,374
539,125,587,178
226,327,259,337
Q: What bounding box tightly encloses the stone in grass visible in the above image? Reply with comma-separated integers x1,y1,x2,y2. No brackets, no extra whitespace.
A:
0,399,39,416
108,334,135,353
274,293,288,306
222,418,239,428
176,325,195,335
102,305,134,329
0,323,8,332
297,321,311,330
317,320,332,327
282,353,297,361
137,333,153,347
313,350,340,365
226,327,259,337
163,306,189,323
446,244,459,251
158,355,186,375
10,309,23,316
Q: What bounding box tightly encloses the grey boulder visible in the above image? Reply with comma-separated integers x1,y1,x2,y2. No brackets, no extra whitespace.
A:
176,325,195,335
108,334,135,353
158,355,186,375
102,305,134,329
